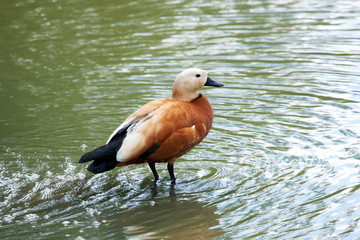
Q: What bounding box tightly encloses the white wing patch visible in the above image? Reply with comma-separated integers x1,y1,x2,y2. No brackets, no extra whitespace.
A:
106,116,136,144
116,131,147,162
115,118,151,162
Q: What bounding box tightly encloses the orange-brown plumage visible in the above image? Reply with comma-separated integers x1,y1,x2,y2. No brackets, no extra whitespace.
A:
79,68,223,184
116,95,213,166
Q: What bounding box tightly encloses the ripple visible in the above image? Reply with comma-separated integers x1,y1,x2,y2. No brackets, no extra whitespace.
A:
1,0,360,239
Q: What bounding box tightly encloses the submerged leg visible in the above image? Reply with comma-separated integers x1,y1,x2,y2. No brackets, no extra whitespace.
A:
167,163,176,185
148,162,159,181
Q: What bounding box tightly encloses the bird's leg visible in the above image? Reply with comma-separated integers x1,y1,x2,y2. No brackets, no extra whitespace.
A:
167,163,176,185
148,162,159,181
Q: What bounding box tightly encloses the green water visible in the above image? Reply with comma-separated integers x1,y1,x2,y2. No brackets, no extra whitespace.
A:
1,0,360,239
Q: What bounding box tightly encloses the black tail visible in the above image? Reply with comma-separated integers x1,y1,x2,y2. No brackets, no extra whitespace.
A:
79,132,126,174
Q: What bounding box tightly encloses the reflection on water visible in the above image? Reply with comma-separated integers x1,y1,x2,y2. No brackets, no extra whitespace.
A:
0,161,221,239
109,185,221,239
1,0,360,239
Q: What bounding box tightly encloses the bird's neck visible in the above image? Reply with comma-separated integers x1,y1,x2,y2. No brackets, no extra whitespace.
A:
172,90,200,102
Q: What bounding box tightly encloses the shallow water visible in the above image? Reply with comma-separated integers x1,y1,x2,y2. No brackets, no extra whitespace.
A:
1,0,360,239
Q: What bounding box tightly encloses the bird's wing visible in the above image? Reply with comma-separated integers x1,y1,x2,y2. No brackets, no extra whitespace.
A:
115,99,202,162
106,98,170,144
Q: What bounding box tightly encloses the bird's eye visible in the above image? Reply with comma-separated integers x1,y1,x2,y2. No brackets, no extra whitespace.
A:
196,74,201,78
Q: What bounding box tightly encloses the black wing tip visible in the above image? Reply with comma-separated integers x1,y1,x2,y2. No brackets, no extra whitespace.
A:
86,158,118,174
78,153,91,163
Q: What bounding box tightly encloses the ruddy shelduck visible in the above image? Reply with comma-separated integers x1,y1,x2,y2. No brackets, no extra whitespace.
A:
79,68,223,184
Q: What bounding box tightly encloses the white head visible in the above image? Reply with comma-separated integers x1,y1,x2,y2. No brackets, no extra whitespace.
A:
172,68,223,101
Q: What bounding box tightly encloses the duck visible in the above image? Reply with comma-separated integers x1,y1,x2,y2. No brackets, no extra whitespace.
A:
79,68,223,184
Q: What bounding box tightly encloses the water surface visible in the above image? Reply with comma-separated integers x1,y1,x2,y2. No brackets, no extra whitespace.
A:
1,0,360,239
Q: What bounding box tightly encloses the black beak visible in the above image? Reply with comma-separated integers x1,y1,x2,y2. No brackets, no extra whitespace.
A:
204,76,224,87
